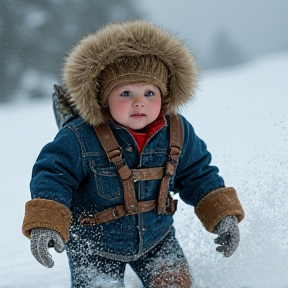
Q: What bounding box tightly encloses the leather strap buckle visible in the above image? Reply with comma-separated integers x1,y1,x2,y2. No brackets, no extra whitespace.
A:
111,207,119,219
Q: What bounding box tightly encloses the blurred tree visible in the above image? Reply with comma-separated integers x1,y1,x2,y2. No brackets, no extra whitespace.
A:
207,29,246,69
0,0,143,102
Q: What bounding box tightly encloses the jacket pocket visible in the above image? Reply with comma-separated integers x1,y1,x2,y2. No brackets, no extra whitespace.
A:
89,160,122,200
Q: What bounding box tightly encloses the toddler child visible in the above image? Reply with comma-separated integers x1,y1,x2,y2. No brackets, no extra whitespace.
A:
22,20,245,288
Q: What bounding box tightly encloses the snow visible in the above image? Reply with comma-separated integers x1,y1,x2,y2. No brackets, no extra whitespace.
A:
0,52,287,287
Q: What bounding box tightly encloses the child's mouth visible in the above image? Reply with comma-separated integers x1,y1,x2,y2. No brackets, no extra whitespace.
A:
131,113,146,117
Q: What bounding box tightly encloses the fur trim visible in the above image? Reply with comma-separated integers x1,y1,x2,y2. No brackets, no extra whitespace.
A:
22,199,72,242
63,20,198,126
194,187,245,232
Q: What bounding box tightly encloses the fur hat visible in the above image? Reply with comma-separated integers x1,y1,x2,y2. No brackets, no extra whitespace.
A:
63,20,197,126
100,55,168,104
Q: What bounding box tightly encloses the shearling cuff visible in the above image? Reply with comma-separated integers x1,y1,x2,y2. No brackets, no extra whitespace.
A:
194,187,245,232
22,199,72,242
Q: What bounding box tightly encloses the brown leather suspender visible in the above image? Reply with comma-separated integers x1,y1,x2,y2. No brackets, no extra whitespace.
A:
157,114,183,214
80,114,183,226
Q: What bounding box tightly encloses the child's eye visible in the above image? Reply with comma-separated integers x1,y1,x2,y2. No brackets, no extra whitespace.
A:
120,91,132,97
145,91,154,97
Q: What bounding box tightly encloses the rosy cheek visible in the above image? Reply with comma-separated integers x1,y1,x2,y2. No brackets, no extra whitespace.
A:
152,99,161,112
114,101,128,113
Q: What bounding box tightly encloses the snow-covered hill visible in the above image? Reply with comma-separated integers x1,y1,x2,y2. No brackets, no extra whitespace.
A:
0,53,287,288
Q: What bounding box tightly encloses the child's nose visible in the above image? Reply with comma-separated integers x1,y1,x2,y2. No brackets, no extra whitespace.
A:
132,97,144,107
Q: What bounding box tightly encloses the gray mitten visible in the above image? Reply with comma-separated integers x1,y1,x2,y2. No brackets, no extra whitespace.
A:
30,227,65,268
213,215,240,257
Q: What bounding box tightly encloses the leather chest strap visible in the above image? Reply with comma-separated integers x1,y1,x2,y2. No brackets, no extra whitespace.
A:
91,114,184,224
157,114,183,214
80,200,157,226
94,123,138,214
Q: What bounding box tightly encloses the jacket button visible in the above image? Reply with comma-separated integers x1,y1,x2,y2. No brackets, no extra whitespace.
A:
142,227,146,232
126,146,133,152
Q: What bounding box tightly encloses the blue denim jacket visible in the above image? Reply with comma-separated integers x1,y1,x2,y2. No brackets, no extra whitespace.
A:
30,114,225,261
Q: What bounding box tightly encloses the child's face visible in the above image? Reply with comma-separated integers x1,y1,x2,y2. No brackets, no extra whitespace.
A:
107,83,162,130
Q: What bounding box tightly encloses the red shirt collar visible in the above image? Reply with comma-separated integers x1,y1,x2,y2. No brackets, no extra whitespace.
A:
103,111,166,153
128,112,166,153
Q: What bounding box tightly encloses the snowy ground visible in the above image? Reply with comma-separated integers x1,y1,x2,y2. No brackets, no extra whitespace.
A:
0,52,287,288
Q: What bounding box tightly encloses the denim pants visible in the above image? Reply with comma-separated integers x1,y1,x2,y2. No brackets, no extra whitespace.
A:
69,227,192,288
